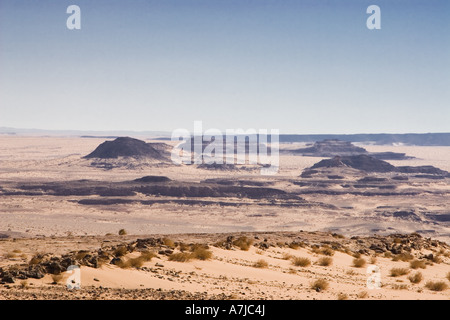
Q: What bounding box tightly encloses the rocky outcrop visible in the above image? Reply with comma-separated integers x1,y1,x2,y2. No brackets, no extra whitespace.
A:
370,152,413,160
288,139,412,160
11,178,293,200
134,176,171,183
397,165,449,175
311,155,397,173
1,232,448,285
308,155,449,176
290,139,367,157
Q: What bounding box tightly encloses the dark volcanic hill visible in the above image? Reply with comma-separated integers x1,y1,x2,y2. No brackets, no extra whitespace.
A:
84,137,169,160
288,139,412,160
292,139,367,156
311,155,397,173
308,154,449,176
277,133,450,146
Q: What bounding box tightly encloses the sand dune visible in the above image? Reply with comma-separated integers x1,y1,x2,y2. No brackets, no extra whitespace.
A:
1,232,449,300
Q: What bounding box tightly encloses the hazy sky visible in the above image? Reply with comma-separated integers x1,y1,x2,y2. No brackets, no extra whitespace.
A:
0,0,449,134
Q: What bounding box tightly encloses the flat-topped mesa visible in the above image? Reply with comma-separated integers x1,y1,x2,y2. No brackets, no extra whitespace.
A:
307,154,449,176
84,137,169,160
311,155,397,173
292,139,368,157
288,139,413,160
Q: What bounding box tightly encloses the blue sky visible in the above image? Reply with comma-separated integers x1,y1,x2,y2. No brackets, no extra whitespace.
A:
0,0,449,133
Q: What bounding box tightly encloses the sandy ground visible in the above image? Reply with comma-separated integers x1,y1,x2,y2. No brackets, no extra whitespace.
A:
362,144,450,172
0,136,449,300
0,136,448,241
0,232,449,300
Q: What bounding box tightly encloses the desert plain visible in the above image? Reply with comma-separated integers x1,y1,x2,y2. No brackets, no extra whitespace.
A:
0,135,449,300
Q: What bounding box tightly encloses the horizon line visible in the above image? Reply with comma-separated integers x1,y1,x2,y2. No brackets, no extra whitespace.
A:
1,126,449,137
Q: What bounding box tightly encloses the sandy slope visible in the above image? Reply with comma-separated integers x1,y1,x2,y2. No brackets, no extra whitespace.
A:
0,232,449,300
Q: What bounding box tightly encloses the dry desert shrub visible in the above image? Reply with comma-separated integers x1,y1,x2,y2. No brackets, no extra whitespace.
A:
311,279,329,292
126,257,144,269
29,253,44,265
97,256,110,267
163,238,175,248
410,259,426,269
282,253,293,260
392,253,413,262
391,284,408,290
311,245,334,256
114,258,127,268
446,272,450,282
75,250,90,260
353,258,366,268
168,247,212,262
431,255,442,264
140,251,156,262
117,251,156,269
168,252,192,262
118,229,127,236
408,272,423,284
341,248,352,255
337,293,348,300
276,241,286,248
288,243,299,250
191,247,213,261
390,268,410,277
357,291,368,299
320,246,335,256
369,256,377,264
5,252,17,259
20,280,29,289
113,246,128,257
346,269,357,276
292,257,311,267
425,281,448,292
179,242,190,252
51,274,63,285
311,246,320,254
253,259,268,268
288,268,297,274
317,257,333,266
288,242,304,249
189,243,209,251
233,236,253,251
